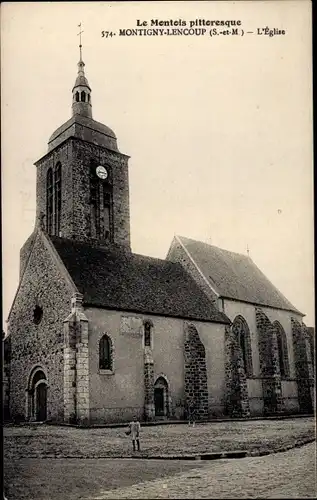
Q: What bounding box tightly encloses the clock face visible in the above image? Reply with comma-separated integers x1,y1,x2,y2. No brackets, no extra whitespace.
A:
96,165,108,180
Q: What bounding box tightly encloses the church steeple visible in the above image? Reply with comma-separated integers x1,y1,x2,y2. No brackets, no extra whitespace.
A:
34,24,131,251
72,23,92,119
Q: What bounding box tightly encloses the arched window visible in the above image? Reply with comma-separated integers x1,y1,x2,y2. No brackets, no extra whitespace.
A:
46,168,53,234
81,91,86,102
274,322,290,378
99,334,112,370
54,163,61,236
46,164,62,236
144,321,152,348
75,91,80,102
32,369,46,387
232,316,253,377
87,94,91,103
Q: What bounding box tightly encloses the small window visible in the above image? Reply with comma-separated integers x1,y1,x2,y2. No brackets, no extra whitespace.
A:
33,306,43,325
144,322,152,348
75,92,80,102
99,334,112,370
81,91,86,102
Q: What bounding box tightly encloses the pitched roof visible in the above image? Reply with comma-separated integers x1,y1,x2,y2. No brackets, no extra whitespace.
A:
50,237,229,324
176,236,302,315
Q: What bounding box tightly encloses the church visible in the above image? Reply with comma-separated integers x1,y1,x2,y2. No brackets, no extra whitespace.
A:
4,47,314,425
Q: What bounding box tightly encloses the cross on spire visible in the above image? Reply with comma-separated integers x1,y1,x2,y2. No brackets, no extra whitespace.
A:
77,23,84,61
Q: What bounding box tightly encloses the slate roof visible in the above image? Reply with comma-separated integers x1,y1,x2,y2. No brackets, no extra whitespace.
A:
47,114,119,154
50,237,229,324
177,236,302,315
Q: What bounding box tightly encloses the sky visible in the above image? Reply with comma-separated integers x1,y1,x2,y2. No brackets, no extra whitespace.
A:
1,1,314,329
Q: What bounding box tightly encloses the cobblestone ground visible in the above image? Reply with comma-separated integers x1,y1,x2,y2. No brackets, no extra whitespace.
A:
4,443,315,500
3,417,315,459
91,443,316,499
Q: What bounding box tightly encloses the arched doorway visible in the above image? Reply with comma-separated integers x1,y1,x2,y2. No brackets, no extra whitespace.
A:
154,376,169,418
35,382,47,421
27,367,48,422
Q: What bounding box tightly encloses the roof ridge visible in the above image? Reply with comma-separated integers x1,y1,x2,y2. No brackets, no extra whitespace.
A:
177,235,250,260
175,235,303,315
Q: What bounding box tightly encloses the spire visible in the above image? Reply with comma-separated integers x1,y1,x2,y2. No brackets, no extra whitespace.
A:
78,22,83,63
72,23,92,119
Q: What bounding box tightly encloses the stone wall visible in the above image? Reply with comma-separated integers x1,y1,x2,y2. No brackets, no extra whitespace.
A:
144,345,155,421
291,318,314,413
63,293,90,424
224,325,250,417
19,232,36,279
85,307,227,423
256,308,283,415
8,230,75,422
2,336,11,421
307,327,315,371
86,308,145,423
35,138,130,249
183,323,209,420
223,299,299,380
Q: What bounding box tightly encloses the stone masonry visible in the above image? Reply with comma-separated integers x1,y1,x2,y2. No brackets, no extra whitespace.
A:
19,232,37,279
224,324,250,418
256,308,283,415
184,323,209,420
291,318,314,413
2,335,11,421
144,347,155,421
8,230,75,422
63,292,90,424
35,138,131,250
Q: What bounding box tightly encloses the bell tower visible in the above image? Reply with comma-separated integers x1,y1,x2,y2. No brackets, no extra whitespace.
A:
34,26,131,251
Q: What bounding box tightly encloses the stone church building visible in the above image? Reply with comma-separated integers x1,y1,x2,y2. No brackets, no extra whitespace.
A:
4,51,314,425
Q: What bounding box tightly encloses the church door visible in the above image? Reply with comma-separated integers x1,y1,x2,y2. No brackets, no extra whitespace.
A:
154,388,164,416
36,383,47,421
154,376,169,418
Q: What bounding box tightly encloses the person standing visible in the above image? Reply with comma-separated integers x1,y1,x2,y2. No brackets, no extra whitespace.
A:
127,417,141,452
